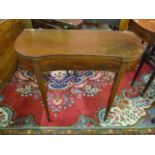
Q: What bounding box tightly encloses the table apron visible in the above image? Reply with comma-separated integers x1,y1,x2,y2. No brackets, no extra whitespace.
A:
17,55,139,73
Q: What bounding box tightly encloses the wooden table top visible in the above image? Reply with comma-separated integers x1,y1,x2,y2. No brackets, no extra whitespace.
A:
14,29,143,61
133,19,155,33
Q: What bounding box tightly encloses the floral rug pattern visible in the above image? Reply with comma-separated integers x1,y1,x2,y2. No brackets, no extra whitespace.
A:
0,65,155,134
13,68,114,115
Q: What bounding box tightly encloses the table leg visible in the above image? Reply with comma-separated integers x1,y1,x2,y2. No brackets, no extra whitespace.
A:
104,63,126,121
66,70,69,75
33,61,51,122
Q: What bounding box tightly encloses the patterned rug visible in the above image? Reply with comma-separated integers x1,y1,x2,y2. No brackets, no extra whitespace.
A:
0,64,155,134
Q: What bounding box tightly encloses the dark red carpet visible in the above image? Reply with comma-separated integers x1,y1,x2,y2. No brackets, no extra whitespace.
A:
1,64,152,126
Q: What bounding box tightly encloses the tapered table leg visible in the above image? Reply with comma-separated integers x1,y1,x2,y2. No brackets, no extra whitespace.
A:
66,70,69,75
104,62,126,121
33,61,51,122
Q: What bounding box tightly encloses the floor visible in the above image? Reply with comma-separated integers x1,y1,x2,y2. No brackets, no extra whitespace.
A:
0,63,155,134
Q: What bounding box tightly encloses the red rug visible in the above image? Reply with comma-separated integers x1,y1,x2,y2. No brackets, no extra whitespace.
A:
0,64,153,127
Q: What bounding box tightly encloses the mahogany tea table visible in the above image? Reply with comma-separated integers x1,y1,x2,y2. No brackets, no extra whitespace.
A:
14,29,143,122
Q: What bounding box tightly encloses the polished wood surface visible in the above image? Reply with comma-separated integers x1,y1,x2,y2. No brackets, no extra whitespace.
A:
14,29,143,121
0,19,23,91
129,19,155,44
133,20,155,33
14,29,142,60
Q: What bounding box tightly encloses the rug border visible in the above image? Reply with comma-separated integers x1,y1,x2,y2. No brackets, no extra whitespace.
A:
0,126,155,135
